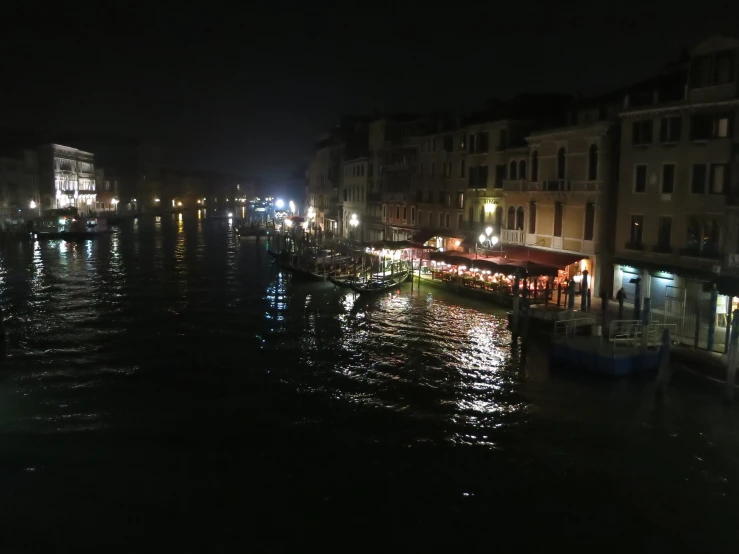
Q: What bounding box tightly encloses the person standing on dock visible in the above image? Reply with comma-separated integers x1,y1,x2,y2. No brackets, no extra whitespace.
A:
616,287,627,319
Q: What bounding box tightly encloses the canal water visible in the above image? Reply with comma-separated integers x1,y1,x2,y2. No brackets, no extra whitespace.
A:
1,214,738,551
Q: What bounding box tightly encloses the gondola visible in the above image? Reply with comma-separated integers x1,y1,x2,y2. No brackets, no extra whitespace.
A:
328,274,361,288
349,271,410,294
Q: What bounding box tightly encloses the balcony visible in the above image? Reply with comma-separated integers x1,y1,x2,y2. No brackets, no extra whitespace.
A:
625,241,644,251
367,192,382,203
679,247,721,260
502,180,602,193
652,244,673,254
385,193,406,202
502,180,527,192
501,229,525,245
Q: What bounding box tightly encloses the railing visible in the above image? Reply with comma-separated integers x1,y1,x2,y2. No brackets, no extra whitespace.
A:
727,253,739,268
608,320,642,346
607,320,677,349
501,229,525,244
679,247,721,260
502,180,527,191
502,180,601,193
624,241,644,251
553,317,595,340
652,245,673,254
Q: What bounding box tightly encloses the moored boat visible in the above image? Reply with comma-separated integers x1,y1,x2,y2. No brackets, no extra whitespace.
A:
349,271,410,293
33,209,108,239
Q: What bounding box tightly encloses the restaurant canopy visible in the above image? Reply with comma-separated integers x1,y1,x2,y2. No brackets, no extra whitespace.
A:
486,245,584,268
362,239,436,251
429,251,559,277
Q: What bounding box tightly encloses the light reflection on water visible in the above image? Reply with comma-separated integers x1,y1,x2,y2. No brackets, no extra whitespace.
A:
0,214,738,547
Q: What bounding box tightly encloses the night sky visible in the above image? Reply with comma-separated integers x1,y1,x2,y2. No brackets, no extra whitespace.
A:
2,3,737,194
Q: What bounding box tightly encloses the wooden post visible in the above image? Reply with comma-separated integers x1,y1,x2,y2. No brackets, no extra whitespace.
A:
521,296,530,341
557,283,562,307
655,327,672,395
568,280,576,311
633,277,641,321
726,299,734,354
726,309,739,403
512,272,521,334
411,250,414,292
641,297,650,349
580,270,589,311
601,291,608,331
707,286,718,352
694,302,701,349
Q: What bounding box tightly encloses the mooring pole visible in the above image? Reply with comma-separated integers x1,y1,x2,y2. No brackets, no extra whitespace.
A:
726,310,739,403
655,327,672,396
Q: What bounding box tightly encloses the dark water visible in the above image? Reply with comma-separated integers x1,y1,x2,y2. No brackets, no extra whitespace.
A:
1,215,739,551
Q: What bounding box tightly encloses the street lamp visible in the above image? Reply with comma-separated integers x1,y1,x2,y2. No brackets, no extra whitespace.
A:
289,200,296,213
350,213,359,240
485,226,493,238
29,200,37,209
275,199,284,209
112,198,119,213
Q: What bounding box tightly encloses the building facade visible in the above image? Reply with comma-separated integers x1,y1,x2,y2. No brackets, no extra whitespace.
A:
305,118,368,236
40,144,96,214
500,119,619,294
0,148,39,226
341,157,367,240
613,36,739,351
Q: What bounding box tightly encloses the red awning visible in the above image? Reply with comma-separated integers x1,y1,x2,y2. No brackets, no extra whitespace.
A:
496,246,585,268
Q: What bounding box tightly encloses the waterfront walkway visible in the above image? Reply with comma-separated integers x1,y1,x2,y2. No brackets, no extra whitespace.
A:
415,272,733,386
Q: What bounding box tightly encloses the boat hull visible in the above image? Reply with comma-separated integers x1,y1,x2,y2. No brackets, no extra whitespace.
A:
350,272,410,293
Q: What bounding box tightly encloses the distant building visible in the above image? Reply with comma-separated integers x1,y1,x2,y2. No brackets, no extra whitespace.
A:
39,144,96,214
306,117,369,235
95,167,120,213
341,156,368,240
0,147,39,226
612,35,739,351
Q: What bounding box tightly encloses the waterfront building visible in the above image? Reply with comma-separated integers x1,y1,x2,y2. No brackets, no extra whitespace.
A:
612,35,739,351
378,117,429,242
414,117,468,249
0,146,39,227
501,109,621,295
94,167,120,213
305,117,368,236
39,144,96,214
366,118,388,242
341,156,368,241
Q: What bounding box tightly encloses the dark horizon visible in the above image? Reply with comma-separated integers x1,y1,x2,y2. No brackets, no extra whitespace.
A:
2,3,738,192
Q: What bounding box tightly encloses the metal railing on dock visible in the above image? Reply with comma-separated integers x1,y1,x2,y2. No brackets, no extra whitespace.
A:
606,320,677,350
553,317,595,340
